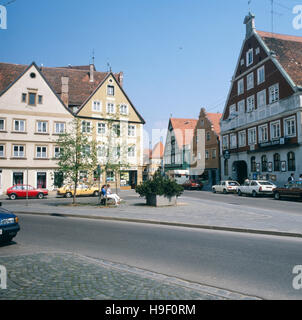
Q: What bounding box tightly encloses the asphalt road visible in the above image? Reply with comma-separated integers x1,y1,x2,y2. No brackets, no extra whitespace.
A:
3,214,302,300
183,190,302,214
2,189,302,215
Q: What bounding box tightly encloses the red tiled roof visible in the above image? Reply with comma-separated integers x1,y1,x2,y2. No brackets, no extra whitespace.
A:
151,142,164,159
206,112,222,136
170,118,198,147
257,31,302,87
0,62,122,106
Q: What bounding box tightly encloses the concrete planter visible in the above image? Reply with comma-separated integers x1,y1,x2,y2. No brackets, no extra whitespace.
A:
146,194,177,207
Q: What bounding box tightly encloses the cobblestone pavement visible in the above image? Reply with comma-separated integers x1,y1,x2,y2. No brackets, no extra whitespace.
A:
0,252,259,300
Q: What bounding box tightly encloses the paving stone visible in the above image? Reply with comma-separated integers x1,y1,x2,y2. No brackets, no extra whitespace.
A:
0,252,259,300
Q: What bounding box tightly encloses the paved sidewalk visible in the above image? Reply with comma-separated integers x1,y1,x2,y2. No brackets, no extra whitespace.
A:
2,190,302,238
0,252,258,300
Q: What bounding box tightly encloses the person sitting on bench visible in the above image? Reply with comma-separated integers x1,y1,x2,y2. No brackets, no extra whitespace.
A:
106,184,121,205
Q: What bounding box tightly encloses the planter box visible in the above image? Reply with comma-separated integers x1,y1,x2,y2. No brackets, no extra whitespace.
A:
146,194,177,207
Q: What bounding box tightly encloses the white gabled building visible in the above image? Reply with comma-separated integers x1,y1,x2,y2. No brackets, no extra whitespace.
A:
220,13,302,186
0,62,74,193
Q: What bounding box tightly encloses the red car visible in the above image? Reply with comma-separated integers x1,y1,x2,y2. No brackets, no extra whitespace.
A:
7,185,48,200
182,180,203,190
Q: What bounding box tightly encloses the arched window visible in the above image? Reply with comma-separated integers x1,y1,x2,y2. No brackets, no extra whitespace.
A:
288,152,296,171
224,159,229,176
251,157,256,172
274,153,281,172
261,155,268,172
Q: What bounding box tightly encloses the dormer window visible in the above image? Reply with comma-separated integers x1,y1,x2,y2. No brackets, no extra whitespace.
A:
246,49,253,67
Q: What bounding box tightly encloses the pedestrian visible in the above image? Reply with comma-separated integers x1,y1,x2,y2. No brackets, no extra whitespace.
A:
106,184,122,205
299,174,302,181
101,185,107,197
288,173,295,183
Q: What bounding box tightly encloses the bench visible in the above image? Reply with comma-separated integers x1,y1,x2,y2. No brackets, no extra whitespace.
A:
100,195,115,206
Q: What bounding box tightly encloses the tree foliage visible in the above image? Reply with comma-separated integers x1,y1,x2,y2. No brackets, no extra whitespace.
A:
54,118,97,203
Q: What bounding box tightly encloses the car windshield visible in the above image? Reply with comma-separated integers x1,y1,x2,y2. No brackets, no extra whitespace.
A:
228,182,239,186
259,182,273,186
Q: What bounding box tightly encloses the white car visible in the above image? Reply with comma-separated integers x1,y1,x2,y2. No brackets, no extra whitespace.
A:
212,181,240,194
237,180,277,197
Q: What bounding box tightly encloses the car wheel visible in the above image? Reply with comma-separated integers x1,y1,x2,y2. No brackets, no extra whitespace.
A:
212,188,216,194
93,191,99,197
252,190,257,197
238,190,242,196
9,194,17,200
223,189,227,194
66,192,72,198
274,192,281,200
37,193,44,199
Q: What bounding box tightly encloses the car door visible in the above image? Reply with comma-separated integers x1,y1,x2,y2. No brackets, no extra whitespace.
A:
81,185,90,196
241,181,249,194
251,181,259,194
17,185,27,198
27,185,36,198
289,184,301,198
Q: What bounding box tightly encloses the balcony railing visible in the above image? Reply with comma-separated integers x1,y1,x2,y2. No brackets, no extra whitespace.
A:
221,94,302,132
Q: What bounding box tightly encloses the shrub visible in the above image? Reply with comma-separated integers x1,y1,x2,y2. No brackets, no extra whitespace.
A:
136,172,184,198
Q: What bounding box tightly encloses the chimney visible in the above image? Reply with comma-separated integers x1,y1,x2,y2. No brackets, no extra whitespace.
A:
118,72,124,87
244,12,256,39
89,64,94,82
61,76,69,107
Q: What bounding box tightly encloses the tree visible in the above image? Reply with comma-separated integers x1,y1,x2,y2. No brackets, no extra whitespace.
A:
54,118,97,204
97,114,132,196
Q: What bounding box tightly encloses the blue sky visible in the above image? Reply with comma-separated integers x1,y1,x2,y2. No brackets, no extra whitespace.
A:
1,0,302,148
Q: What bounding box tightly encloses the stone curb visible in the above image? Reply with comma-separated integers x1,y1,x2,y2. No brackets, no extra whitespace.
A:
13,210,302,239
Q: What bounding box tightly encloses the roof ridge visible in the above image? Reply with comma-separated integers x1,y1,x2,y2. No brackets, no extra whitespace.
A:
257,30,302,43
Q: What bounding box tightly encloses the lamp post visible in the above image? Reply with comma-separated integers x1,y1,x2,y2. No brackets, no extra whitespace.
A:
26,168,29,207
97,165,101,205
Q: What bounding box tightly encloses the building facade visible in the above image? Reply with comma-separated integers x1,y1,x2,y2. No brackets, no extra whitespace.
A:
0,63,74,194
220,13,302,186
191,108,222,187
0,62,145,193
145,142,164,178
76,72,145,189
163,118,197,180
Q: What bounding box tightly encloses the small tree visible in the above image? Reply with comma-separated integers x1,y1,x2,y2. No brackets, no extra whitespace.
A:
136,170,184,199
55,118,97,204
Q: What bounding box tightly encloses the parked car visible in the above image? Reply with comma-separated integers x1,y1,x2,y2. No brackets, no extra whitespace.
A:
0,207,20,243
57,184,100,198
182,180,203,190
212,181,240,194
7,185,48,200
237,180,277,197
273,181,302,200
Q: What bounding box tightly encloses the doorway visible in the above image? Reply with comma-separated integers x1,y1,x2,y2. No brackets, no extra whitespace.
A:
233,161,248,185
37,172,47,189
